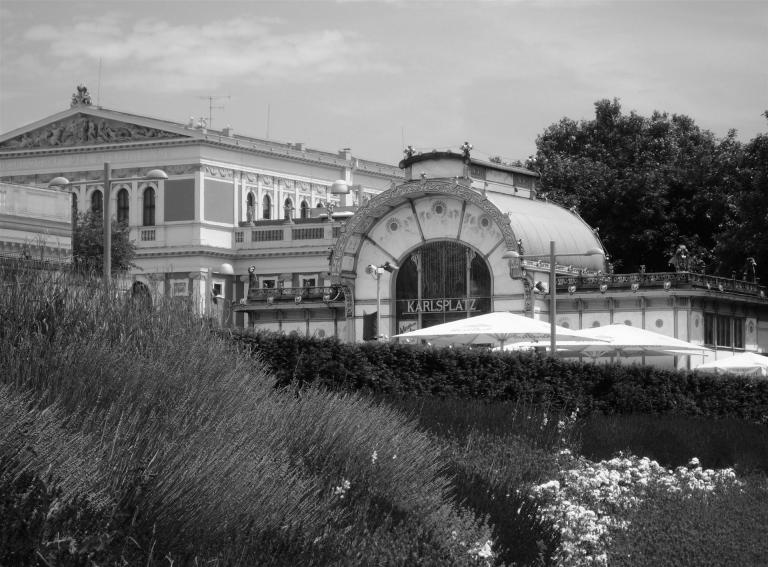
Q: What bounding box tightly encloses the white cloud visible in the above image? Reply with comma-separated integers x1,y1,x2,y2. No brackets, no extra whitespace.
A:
21,14,392,93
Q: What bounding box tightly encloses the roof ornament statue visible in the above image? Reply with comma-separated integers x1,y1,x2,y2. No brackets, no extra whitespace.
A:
70,84,93,107
461,141,473,161
668,244,691,272
403,145,416,159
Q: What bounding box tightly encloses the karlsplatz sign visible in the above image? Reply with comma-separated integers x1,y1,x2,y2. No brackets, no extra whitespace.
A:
406,298,479,313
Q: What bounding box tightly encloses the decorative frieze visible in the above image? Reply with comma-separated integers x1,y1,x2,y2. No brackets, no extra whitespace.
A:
204,165,234,178
0,115,179,150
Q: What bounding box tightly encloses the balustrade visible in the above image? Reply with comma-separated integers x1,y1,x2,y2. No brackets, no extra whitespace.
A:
556,271,766,298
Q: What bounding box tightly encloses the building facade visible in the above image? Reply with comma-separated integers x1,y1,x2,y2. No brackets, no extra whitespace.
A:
1,86,766,370
0,181,72,264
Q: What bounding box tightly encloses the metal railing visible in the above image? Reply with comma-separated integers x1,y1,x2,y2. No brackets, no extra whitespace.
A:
240,285,346,305
557,270,766,298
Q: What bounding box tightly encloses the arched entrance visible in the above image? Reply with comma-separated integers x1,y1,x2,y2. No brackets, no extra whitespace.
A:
394,240,492,334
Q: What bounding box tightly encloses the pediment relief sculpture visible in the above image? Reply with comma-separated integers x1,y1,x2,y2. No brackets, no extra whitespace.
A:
0,115,180,150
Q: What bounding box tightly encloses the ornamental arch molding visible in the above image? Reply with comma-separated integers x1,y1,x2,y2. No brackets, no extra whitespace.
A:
329,178,518,283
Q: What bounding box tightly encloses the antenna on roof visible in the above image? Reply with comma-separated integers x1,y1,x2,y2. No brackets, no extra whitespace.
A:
266,103,271,139
197,94,231,129
97,58,102,106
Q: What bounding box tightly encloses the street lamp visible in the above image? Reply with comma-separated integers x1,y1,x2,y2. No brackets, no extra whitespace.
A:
365,261,399,339
319,179,350,219
50,162,167,280
503,241,604,356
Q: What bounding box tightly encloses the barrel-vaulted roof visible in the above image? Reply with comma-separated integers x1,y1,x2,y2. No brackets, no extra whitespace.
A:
486,191,605,271
330,177,605,280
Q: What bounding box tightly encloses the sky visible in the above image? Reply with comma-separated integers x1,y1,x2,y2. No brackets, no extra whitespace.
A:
1,0,766,165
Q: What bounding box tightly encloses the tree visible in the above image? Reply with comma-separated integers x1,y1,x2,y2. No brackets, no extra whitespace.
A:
712,112,768,283
533,99,742,275
72,212,137,275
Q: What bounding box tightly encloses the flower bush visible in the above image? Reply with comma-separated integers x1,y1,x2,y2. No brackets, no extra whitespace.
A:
531,452,743,566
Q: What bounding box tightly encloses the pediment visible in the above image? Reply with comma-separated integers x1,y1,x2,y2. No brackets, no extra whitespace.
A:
0,113,184,150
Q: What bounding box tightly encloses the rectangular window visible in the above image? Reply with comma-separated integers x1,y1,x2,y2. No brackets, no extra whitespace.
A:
252,229,284,242
717,316,732,347
704,313,716,347
469,165,486,180
292,227,324,240
302,278,316,287
172,281,187,296
235,231,244,243
734,318,745,349
261,279,276,289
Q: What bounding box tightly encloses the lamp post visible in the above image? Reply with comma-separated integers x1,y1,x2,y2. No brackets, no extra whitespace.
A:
365,261,399,339
50,162,167,280
320,179,350,219
503,241,604,356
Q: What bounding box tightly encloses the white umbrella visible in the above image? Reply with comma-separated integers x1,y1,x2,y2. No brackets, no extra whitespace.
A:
695,352,768,377
393,311,599,349
506,323,711,359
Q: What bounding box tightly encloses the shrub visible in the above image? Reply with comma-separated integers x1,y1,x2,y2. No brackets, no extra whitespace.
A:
227,329,768,423
0,265,493,565
608,477,768,566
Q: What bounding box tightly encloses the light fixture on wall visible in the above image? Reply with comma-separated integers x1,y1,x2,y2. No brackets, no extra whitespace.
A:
366,261,400,340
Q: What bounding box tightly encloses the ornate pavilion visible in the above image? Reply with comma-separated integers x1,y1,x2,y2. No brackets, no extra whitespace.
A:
1,86,766,370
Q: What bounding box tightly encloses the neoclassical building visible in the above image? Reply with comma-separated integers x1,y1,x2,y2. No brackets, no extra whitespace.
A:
1,86,766,370
0,181,72,264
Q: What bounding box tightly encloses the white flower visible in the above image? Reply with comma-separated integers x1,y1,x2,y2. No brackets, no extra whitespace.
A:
333,478,351,498
468,540,494,559
371,450,378,464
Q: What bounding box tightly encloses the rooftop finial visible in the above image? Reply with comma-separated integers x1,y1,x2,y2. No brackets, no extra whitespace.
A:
461,141,473,161
70,84,93,107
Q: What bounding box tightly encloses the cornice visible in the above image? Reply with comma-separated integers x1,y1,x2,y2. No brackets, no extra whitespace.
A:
136,248,330,260
0,137,404,180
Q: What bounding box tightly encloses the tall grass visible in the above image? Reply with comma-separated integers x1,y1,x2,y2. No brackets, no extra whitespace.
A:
0,264,492,565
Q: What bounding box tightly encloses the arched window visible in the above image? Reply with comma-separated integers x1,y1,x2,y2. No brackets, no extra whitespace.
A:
117,188,129,224
284,198,293,220
395,241,492,332
262,194,271,219
143,187,155,226
246,192,255,222
300,200,309,219
91,190,103,216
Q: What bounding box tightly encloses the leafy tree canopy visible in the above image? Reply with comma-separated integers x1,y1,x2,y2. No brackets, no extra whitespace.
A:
712,111,768,283
72,212,137,276
533,98,754,277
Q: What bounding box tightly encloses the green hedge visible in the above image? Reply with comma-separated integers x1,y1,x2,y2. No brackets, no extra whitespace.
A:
226,329,768,422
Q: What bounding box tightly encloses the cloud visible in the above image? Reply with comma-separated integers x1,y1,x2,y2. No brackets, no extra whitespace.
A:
20,14,393,93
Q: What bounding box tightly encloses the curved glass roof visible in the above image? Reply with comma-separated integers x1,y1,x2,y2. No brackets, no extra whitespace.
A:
487,192,605,271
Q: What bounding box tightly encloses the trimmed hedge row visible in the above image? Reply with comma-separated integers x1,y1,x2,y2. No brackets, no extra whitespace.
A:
225,329,768,422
